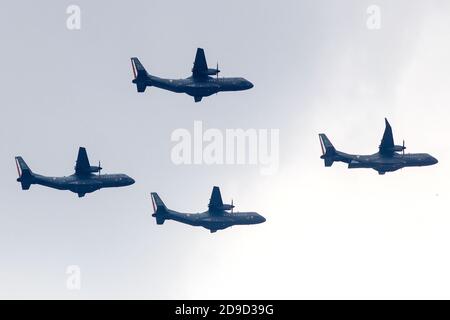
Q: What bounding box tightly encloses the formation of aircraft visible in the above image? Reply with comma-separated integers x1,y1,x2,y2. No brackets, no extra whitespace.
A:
131,48,253,102
13,48,440,233
319,118,438,175
15,147,135,198
151,186,266,233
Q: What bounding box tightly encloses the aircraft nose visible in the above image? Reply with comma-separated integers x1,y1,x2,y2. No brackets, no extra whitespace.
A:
430,156,438,165
246,81,254,89
257,214,266,224
128,177,136,185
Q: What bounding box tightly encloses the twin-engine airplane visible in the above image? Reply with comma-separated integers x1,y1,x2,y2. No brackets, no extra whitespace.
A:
151,186,266,233
319,118,438,175
15,147,135,197
131,48,254,102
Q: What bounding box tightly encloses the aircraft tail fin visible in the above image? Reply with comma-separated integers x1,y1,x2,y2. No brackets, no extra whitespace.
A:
151,192,167,225
131,57,150,92
319,134,337,167
15,156,34,190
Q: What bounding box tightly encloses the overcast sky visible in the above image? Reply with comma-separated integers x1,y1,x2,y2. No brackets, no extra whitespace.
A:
0,0,450,299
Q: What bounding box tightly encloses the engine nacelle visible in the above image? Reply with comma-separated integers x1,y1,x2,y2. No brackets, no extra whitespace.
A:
89,166,102,173
206,68,220,76
219,204,235,211
392,145,406,152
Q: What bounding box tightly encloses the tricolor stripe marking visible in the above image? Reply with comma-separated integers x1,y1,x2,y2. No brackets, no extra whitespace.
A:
15,158,22,178
319,136,325,155
151,194,156,213
131,59,137,79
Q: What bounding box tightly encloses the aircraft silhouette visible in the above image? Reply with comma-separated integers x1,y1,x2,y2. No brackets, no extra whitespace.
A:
131,48,253,102
319,118,438,175
15,147,135,197
151,186,266,233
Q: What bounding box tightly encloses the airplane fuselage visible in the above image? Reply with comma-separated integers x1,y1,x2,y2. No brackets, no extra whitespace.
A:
25,173,135,196
319,120,438,175
159,209,266,233
333,151,438,174
137,75,253,98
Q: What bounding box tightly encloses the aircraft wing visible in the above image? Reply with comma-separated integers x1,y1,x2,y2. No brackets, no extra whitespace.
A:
75,147,91,175
379,118,395,153
192,48,208,78
208,186,224,210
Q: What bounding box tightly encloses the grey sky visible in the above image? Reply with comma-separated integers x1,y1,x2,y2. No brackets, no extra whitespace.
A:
0,0,449,299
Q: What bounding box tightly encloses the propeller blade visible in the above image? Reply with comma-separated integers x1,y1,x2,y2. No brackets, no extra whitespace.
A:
98,160,101,175
216,62,219,79
403,140,405,155
231,199,234,213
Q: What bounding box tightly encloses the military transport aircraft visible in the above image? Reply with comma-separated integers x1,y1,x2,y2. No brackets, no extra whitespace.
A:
15,147,135,197
131,48,254,102
151,186,266,233
319,118,438,175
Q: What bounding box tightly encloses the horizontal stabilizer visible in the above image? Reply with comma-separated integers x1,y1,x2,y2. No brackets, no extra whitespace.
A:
324,158,334,167
136,82,147,93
